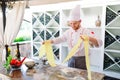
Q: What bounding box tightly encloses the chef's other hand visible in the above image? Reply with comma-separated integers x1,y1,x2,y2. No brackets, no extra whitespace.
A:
42,40,53,44
80,35,89,41
42,41,45,44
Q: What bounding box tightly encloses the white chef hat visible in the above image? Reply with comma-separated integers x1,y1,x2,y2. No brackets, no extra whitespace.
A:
68,5,81,21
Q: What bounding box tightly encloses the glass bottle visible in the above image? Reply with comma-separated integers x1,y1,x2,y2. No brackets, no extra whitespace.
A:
95,15,101,27
16,43,21,61
5,44,9,61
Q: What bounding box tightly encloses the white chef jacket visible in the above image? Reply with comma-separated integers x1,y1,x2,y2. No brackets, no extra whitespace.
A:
52,27,102,57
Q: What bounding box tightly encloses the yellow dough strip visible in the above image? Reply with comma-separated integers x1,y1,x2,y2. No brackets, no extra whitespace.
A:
83,36,91,80
63,35,91,80
39,40,56,67
63,38,82,63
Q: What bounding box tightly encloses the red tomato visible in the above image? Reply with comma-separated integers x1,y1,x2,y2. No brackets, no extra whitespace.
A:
10,59,16,65
15,60,21,67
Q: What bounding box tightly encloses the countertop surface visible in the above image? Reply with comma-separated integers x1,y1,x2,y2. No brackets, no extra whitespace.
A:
0,62,104,80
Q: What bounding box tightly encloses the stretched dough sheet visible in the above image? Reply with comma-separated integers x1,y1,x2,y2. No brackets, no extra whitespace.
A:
63,38,82,63
39,45,45,58
39,36,91,80
63,35,91,80
39,40,56,67
83,36,91,80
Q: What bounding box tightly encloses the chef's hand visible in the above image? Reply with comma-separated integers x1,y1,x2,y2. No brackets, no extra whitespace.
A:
80,35,99,47
42,41,45,44
42,40,53,44
80,35,89,41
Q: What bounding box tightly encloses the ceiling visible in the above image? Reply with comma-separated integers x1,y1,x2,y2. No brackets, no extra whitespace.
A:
29,0,80,6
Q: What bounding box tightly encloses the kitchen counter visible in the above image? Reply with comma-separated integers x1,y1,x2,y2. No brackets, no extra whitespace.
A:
33,65,104,80
0,62,104,80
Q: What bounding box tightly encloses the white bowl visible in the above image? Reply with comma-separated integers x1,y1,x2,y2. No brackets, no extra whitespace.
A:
25,61,36,69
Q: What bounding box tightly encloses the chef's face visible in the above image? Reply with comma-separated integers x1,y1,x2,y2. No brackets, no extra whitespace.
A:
68,20,81,30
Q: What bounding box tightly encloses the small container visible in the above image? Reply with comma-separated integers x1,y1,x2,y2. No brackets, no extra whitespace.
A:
95,15,101,27
116,35,120,39
114,57,120,62
117,10,120,15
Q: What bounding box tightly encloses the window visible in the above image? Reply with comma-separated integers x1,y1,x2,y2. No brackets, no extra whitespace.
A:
14,9,32,43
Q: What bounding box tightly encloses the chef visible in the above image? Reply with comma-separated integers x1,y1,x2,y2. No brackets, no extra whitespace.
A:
43,5,102,70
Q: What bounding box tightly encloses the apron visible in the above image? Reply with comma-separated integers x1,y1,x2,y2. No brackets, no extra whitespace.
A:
68,56,87,70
